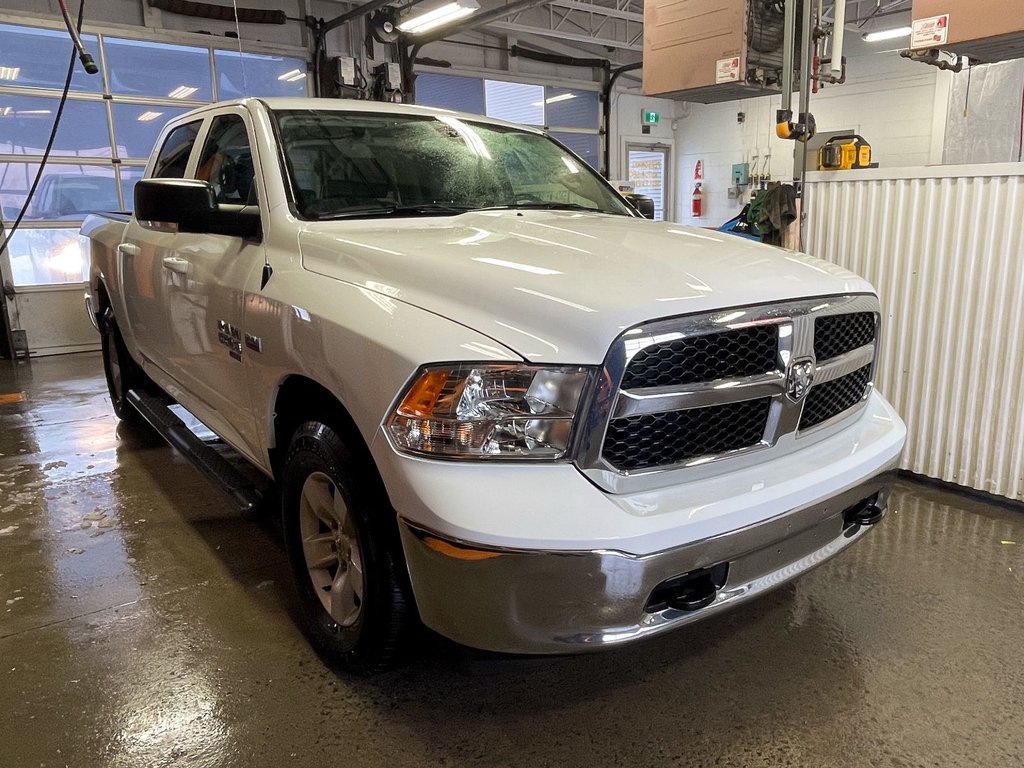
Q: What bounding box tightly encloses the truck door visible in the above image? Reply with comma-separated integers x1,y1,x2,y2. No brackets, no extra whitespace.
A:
159,108,265,462
119,119,203,372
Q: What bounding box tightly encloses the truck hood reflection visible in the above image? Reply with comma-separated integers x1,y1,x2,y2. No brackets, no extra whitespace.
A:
299,211,872,363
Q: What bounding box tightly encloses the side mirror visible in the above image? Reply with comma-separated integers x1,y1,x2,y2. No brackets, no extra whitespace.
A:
134,178,261,240
624,193,656,220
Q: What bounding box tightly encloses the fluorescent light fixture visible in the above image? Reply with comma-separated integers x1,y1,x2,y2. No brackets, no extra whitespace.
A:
277,68,306,82
16,109,52,116
0,106,11,117
398,0,480,34
0,66,20,81
531,93,578,107
168,85,198,99
137,111,163,122
862,26,913,42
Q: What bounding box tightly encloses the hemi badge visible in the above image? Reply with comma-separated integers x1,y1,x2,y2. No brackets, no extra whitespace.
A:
245,333,263,353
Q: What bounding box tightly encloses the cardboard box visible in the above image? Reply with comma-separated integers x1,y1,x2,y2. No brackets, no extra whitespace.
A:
644,0,744,98
643,0,790,103
912,0,1024,62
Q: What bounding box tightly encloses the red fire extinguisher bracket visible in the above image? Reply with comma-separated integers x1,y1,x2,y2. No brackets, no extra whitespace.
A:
692,183,704,218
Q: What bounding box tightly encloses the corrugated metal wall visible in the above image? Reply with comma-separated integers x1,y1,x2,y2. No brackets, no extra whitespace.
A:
805,165,1024,501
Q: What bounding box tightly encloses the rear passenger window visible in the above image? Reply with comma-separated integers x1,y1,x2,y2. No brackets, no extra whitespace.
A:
195,114,256,205
152,121,201,178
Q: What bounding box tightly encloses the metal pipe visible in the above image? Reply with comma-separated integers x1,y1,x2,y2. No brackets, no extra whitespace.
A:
510,44,608,69
831,0,846,77
601,61,642,178
779,0,797,115
798,0,813,124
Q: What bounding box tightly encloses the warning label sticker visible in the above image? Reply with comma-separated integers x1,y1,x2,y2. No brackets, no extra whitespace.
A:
715,56,741,84
911,14,950,49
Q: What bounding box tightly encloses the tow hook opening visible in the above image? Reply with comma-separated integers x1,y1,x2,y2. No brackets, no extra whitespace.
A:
843,492,885,529
645,563,730,614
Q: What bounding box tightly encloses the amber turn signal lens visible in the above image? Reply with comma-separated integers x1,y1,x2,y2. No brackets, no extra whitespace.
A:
396,369,451,418
423,536,503,561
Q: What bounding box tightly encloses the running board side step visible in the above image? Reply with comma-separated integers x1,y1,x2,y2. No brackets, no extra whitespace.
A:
127,389,264,513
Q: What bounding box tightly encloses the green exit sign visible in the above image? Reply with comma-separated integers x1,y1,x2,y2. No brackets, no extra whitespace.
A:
642,110,660,125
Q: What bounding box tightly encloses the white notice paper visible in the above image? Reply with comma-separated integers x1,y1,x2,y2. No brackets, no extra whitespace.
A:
911,14,950,49
715,56,741,84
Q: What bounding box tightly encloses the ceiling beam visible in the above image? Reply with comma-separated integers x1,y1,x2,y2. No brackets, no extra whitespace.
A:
547,0,644,23
486,20,643,51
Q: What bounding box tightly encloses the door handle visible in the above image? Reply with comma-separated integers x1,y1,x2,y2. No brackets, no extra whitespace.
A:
161,256,189,275
117,243,140,257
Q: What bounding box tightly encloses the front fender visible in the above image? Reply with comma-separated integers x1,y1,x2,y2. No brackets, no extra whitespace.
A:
244,268,524,471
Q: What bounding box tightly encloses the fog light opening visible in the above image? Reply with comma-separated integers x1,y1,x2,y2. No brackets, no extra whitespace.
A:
645,563,730,614
842,492,885,529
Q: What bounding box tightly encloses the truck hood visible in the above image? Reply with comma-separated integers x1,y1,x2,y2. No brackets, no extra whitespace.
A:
298,210,873,364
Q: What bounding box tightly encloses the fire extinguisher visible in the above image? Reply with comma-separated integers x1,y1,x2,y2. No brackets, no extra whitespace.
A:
691,183,703,218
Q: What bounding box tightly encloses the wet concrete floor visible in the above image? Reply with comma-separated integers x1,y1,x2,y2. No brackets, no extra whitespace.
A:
2,352,1023,767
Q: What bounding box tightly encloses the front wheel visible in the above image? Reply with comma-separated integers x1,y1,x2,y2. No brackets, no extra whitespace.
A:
100,308,146,425
281,421,412,674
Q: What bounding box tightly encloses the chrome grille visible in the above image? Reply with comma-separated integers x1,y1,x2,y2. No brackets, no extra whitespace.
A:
576,295,881,493
604,398,772,471
814,312,876,360
621,325,779,389
800,365,872,430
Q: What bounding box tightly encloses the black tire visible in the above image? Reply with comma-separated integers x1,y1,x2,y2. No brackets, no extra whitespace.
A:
100,308,146,425
281,421,411,674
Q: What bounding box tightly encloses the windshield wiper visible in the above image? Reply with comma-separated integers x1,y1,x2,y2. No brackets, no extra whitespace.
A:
487,202,622,214
313,203,476,220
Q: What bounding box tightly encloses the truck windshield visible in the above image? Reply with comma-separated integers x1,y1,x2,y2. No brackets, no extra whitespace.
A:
271,109,634,220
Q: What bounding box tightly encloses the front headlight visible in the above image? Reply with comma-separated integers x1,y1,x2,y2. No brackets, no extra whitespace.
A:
386,363,593,460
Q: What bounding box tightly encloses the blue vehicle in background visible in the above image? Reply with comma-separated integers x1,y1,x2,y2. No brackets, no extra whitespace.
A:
718,203,761,242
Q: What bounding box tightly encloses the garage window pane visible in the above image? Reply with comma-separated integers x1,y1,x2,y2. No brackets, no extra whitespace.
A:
0,96,111,157
484,80,544,125
545,87,599,129
5,228,89,286
416,73,485,114
104,38,212,101
550,132,600,170
112,104,190,159
0,23,101,93
120,166,146,212
0,163,120,221
215,51,308,99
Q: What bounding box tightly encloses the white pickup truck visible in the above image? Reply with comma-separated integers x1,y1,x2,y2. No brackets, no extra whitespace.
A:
82,97,906,673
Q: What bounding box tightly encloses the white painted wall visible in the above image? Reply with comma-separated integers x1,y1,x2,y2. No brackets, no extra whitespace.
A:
608,91,676,177
672,38,955,227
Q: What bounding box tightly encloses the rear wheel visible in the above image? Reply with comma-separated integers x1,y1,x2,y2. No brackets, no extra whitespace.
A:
281,421,412,674
100,308,146,424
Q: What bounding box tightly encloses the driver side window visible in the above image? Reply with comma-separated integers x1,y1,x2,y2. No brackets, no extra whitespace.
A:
195,114,256,205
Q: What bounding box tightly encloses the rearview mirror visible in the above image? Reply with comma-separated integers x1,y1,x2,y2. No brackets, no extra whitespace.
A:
623,193,656,220
134,178,261,240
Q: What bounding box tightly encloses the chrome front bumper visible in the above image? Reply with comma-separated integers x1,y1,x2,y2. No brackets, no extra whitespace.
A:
399,469,896,654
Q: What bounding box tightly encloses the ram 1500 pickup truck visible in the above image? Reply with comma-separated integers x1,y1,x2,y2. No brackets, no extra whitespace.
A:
82,98,906,673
